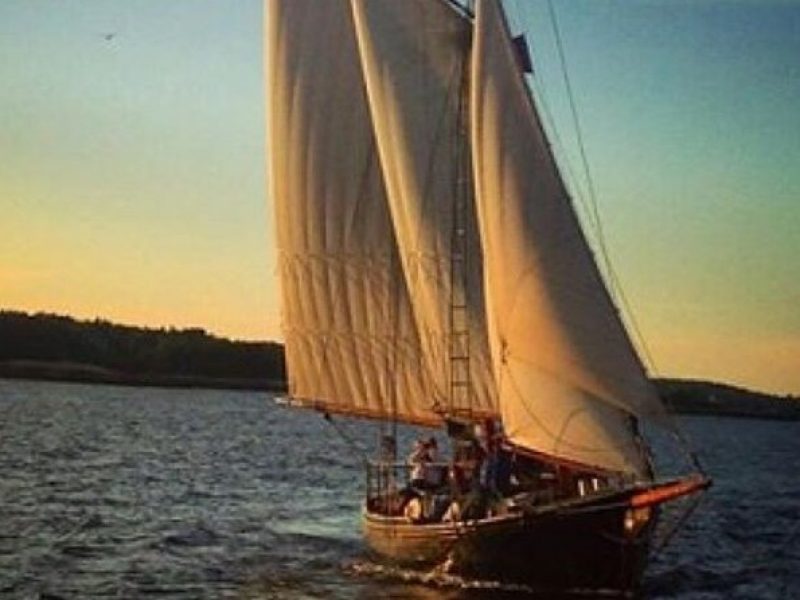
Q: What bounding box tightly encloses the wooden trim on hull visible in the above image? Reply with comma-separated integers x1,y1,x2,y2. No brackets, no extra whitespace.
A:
363,511,515,564
363,500,654,592
362,475,710,592
630,474,711,508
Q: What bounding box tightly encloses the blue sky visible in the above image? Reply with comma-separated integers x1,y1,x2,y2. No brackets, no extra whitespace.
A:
1,0,272,337
506,0,800,393
1,0,798,393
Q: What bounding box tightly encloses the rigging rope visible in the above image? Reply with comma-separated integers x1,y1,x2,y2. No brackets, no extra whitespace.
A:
506,1,594,227
539,1,707,481
651,492,706,556
322,412,369,466
544,0,659,376
499,1,705,482
545,0,611,278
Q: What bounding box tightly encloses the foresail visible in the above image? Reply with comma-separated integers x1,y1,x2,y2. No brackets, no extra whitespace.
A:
267,0,438,425
350,0,497,418
470,0,664,476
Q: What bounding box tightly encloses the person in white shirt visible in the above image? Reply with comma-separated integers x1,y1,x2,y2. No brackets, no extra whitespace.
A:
407,439,430,489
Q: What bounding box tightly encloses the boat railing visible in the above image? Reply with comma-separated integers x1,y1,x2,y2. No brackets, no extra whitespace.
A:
364,458,635,516
365,459,449,489
365,459,451,490
364,460,453,517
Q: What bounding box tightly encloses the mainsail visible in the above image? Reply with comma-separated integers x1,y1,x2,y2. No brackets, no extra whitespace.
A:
268,0,436,425
350,0,496,418
268,0,666,476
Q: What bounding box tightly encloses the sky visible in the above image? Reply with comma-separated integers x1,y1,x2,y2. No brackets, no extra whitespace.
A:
1,1,798,395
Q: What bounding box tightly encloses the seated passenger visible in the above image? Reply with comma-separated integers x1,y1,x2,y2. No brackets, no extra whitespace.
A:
442,499,461,523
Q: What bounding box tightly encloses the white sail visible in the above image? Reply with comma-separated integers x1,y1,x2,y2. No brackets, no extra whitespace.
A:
350,0,497,418
470,0,664,476
268,0,665,473
267,0,441,425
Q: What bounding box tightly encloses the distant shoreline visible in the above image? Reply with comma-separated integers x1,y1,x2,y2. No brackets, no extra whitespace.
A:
0,360,286,393
658,378,800,422
662,402,800,422
2,309,798,421
2,360,799,422
0,310,286,392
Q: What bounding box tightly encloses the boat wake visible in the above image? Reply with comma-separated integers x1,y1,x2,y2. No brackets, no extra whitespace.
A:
344,559,633,598
345,558,533,592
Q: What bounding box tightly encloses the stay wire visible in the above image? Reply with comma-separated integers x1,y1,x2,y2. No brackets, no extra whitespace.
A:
651,492,706,556
544,0,658,375
322,412,369,466
542,1,709,481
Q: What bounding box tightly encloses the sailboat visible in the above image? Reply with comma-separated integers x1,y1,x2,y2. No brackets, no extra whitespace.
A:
266,0,710,593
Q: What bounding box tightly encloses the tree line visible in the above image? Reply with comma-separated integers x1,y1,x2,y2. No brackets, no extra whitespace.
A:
0,310,285,384
2,310,797,418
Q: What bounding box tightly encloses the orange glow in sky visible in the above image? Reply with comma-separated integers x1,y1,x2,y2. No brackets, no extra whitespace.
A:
1,1,798,394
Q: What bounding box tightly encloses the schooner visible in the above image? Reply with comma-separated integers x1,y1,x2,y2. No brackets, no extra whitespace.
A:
266,0,710,592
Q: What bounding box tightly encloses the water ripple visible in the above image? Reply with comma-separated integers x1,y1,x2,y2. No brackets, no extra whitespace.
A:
0,379,797,598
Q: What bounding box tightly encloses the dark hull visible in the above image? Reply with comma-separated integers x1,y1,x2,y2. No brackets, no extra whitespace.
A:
363,493,655,594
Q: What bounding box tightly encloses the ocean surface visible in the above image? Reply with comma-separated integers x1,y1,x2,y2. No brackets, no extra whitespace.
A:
0,379,797,599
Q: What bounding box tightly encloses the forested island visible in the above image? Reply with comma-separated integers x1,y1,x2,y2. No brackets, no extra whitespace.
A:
1,310,798,419
658,378,800,420
0,310,285,391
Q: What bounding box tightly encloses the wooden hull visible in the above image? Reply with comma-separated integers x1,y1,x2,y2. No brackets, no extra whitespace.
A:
363,492,656,594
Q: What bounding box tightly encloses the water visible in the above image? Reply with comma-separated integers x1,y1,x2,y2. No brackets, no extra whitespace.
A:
0,379,797,599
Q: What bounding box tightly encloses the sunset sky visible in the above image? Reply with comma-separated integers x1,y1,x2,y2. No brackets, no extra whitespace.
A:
1,1,798,395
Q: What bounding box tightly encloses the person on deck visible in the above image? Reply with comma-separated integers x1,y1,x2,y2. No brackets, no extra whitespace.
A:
494,443,514,495
407,439,431,490
477,418,502,493
422,437,445,489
